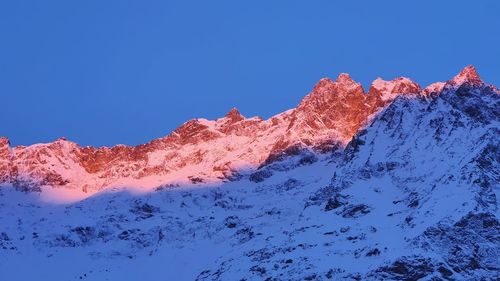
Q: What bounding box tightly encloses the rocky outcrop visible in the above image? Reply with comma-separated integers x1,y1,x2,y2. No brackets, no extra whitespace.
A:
0,137,12,182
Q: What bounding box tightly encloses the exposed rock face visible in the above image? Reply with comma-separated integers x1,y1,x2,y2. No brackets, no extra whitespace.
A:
0,66,495,195
224,107,245,123
0,137,11,182
285,75,367,146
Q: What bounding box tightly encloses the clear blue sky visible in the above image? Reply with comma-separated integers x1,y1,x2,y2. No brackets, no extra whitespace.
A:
1,1,499,146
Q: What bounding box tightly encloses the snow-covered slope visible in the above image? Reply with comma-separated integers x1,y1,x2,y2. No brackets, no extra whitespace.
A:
0,66,498,280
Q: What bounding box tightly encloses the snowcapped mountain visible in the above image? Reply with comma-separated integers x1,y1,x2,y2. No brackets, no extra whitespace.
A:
0,66,498,280
0,67,435,196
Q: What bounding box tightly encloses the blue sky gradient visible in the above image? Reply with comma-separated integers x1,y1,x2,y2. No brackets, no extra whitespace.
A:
1,1,499,146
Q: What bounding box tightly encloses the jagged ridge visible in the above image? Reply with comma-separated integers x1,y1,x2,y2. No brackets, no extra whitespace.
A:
0,66,493,196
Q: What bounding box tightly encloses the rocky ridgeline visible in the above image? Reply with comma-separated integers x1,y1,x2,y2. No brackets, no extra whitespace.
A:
0,66,492,195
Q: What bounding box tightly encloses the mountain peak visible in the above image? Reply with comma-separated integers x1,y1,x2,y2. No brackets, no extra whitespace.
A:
335,73,355,84
368,76,421,103
224,107,245,122
312,78,335,91
449,65,483,86
311,74,361,92
423,82,445,96
334,73,364,95
0,137,9,147
304,74,363,107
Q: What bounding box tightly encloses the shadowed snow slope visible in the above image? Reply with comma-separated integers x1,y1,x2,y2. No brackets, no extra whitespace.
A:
0,66,498,280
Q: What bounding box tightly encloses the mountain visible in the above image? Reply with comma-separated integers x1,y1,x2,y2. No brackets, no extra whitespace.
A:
0,66,498,280
0,69,429,196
